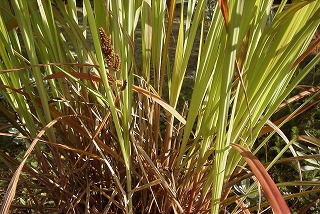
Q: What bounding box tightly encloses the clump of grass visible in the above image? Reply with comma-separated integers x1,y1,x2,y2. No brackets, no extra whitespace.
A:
0,0,320,213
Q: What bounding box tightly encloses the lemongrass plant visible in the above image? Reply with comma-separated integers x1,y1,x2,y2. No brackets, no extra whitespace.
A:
0,0,320,213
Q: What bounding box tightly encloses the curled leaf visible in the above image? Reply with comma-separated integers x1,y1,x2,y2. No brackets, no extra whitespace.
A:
231,144,291,214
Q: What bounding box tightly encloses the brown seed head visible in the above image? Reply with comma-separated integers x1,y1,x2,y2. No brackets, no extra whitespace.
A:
99,27,121,72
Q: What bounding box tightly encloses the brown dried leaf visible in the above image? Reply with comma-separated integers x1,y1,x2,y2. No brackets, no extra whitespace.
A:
231,144,291,214
218,0,229,29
